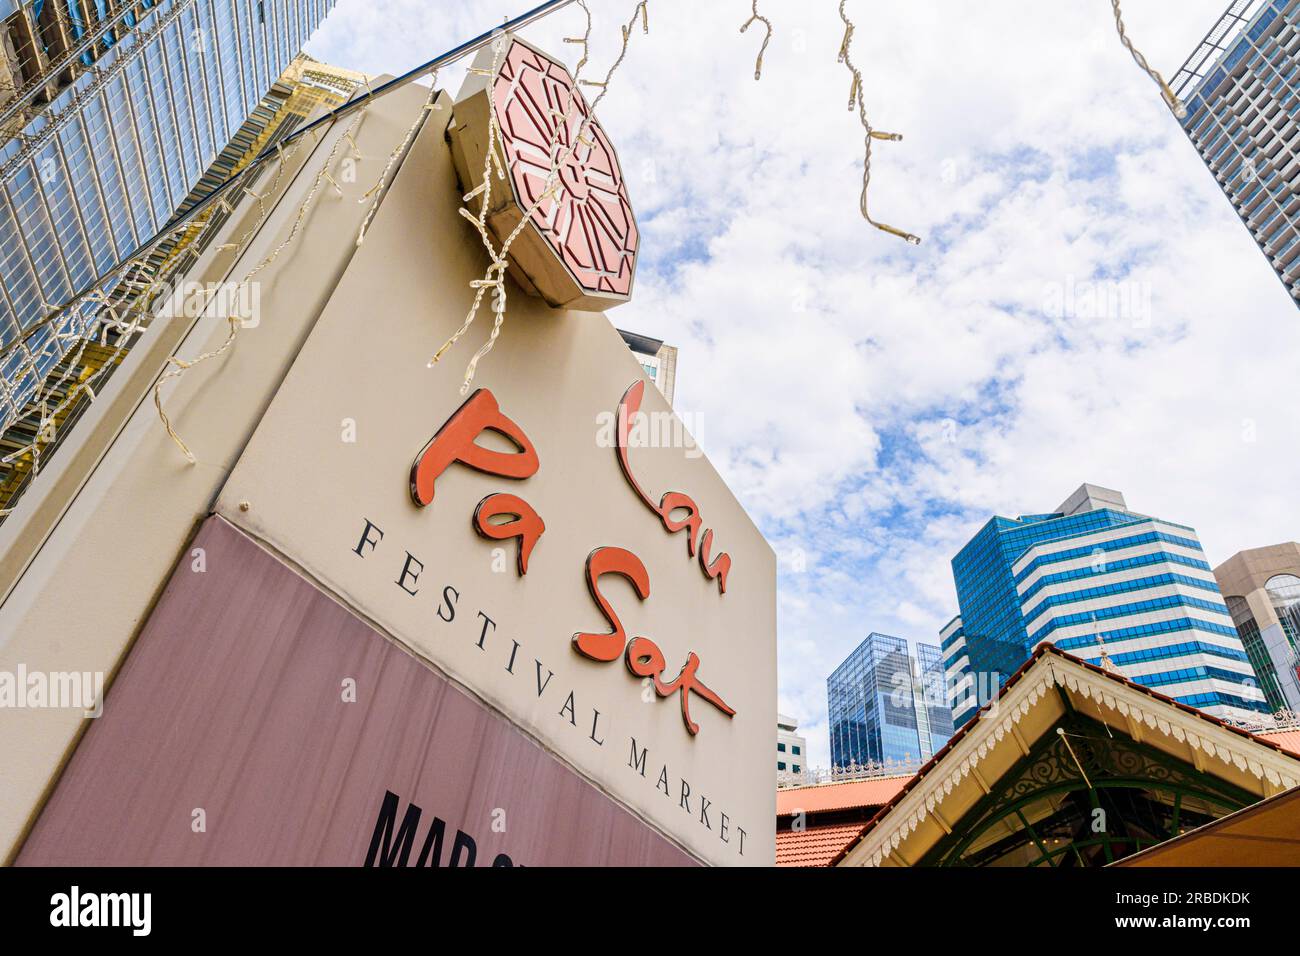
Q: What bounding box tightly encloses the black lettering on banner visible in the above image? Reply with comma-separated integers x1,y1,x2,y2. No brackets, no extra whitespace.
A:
437,585,459,622
629,738,648,776
395,552,424,597
365,791,421,867
476,611,495,650
365,791,509,868
353,518,384,558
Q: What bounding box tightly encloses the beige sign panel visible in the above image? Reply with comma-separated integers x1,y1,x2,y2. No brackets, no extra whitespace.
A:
212,102,776,865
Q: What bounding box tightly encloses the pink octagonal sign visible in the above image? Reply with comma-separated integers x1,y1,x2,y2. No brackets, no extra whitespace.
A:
491,38,639,301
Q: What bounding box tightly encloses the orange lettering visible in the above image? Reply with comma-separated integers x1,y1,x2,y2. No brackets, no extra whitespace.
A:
473,494,546,576
410,389,539,508
614,381,732,595
697,529,731,594
625,637,736,736
572,547,650,663
660,492,702,558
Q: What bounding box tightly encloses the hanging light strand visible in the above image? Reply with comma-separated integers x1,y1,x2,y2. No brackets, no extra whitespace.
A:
837,0,920,245
1109,0,1187,119
153,104,372,462
429,28,515,386
0,0,581,482
0,126,321,480
740,0,773,81
356,72,441,247
432,0,651,394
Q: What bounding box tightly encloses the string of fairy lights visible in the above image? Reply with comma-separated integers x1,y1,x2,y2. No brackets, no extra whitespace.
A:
740,0,773,81
154,102,376,462
357,77,443,249
0,0,1194,475
0,115,320,482
0,125,323,494
433,0,652,396
1110,0,1189,120
836,0,920,246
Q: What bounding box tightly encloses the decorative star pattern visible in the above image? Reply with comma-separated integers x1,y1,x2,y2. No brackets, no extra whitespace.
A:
492,40,638,300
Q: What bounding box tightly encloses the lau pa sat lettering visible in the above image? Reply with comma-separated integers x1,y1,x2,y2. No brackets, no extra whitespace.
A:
406,383,736,736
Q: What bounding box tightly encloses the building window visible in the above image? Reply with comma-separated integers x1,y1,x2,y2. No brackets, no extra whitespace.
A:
777,742,786,752
793,765,801,773
777,761,786,771
1266,574,1300,648
792,745,801,755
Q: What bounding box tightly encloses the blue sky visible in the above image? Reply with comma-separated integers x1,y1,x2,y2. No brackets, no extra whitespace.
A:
310,0,1300,768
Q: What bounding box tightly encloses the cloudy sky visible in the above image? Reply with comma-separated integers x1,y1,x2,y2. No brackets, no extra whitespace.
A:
309,0,1300,769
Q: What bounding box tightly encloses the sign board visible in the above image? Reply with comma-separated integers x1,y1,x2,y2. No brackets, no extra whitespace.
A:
70,87,772,865
447,36,639,311
15,75,774,866
206,100,774,864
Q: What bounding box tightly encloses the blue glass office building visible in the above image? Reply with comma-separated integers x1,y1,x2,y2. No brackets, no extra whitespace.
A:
0,0,337,409
828,633,953,770
913,641,954,759
1172,0,1300,306
941,485,1269,727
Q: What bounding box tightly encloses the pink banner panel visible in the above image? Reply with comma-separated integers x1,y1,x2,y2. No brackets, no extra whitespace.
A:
16,516,696,867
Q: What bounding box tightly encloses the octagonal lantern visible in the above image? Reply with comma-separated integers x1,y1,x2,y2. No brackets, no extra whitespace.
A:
447,35,639,312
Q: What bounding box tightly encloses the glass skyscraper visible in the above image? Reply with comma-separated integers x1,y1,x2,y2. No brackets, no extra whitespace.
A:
828,633,953,770
941,484,1270,727
912,641,954,760
1215,543,1300,711
0,52,362,517
0,0,338,409
1172,0,1300,306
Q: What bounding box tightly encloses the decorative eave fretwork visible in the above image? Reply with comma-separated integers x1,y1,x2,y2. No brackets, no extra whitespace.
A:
837,646,1300,867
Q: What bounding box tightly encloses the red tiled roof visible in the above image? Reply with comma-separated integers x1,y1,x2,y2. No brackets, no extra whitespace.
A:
1258,728,1300,756
777,823,867,868
776,775,911,817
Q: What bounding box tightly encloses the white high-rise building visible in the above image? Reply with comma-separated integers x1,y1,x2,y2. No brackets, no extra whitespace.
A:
618,329,678,406
776,713,807,784
1173,0,1300,306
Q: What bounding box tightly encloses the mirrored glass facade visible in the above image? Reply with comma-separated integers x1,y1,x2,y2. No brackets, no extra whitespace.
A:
1216,550,1300,712
0,0,337,411
828,633,953,769
913,642,954,760
1267,573,1300,643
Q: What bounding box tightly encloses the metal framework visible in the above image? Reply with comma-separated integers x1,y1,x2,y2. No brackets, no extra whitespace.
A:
919,710,1257,867
1171,0,1270,99
0,0,169,134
